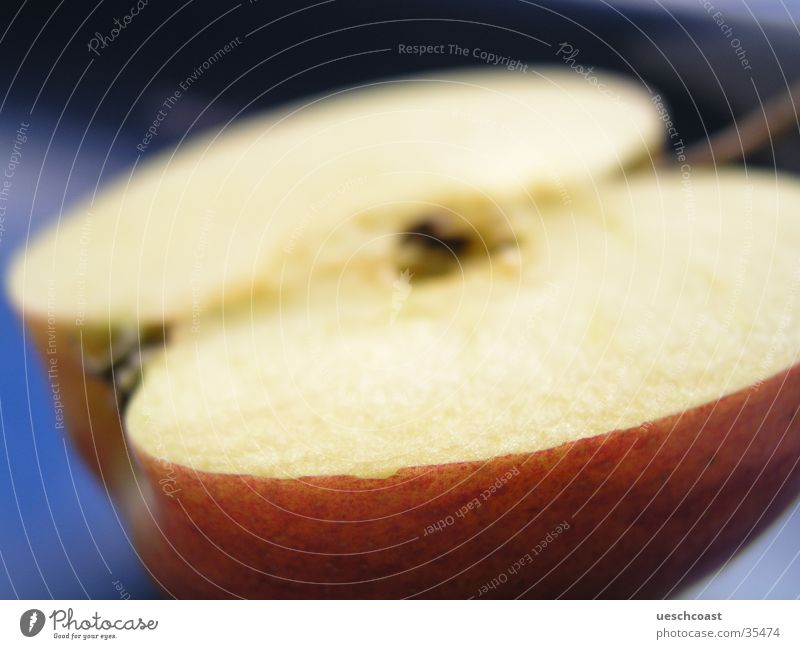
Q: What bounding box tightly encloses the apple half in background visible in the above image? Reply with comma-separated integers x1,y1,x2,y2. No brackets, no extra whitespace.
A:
11,68,800,598
7,67,662,491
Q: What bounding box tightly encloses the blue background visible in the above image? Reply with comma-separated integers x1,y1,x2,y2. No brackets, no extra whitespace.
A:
0,110,158,598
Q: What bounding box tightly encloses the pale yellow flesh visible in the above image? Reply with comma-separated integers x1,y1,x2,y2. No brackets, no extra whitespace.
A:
127,171,800,479
9,67,661,324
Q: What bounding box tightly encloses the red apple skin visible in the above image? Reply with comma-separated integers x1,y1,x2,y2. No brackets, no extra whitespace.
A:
25,317,137,495
129,364,800,599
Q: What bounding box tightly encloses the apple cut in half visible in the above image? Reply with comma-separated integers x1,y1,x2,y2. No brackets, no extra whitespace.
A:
7,67,662,491
9,67,800,599
122,169,800,598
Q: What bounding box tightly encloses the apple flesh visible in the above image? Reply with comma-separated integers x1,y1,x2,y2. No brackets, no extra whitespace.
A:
10,67,660,324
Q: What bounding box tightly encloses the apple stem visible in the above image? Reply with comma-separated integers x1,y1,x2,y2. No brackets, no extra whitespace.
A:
680,79,800,165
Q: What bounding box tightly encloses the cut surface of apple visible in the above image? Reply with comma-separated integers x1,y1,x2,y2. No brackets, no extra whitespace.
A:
9,67,661,327
126,170,800,479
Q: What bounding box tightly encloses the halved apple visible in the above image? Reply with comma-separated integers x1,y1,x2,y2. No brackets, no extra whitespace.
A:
7,67,662,490
13,68,798,599
123,169,800,597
